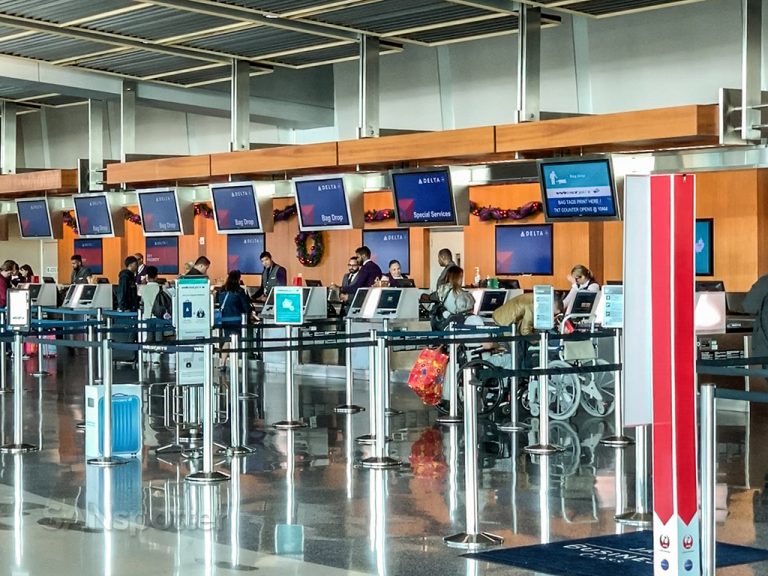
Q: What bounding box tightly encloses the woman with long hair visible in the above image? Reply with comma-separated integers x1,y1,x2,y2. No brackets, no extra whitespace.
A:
563,264,600,313
217,270,252,369
432,265,475,330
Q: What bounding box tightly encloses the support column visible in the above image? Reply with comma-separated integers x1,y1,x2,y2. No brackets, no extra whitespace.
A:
231,60,250,152
571,15,593,115
516,4,541,123
437,46,455,130
120,81,136,162
88,99,104,191
358,35,380,139
741,0,762,141
1,101,17,174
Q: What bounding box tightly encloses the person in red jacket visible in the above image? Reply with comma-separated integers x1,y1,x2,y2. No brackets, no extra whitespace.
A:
0,260,17,308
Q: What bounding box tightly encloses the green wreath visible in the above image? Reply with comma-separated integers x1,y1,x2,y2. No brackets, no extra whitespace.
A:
295,231,324,267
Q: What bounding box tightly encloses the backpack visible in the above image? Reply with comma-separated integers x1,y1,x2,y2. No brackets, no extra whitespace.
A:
151,289,172,319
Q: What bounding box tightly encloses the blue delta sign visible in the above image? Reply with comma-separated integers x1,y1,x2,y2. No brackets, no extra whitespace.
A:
274,287,304,325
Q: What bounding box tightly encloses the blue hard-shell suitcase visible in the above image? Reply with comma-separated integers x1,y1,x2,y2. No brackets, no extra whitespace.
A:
98,394,142,455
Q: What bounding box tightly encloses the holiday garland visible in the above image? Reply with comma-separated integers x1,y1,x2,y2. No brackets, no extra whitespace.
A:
295,231,324,267
470,200,542,221
365,208,395,222
194,203,214,219
274,203,297,222
63,211,78,233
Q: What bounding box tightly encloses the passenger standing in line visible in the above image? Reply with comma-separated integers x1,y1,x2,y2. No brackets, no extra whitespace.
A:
18,264,34,283
255,251,287,301
0,260,17,308
183,261,195,275
116,256,140,312
562,264,600,313
744,273,768,360
70,254,92,284
434,248,456,290
185,256,211,277
9,262,21,287
218,270,253,369
334,246,383,301
141,266,162,360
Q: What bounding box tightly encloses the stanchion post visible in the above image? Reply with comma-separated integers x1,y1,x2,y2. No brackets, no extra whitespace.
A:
601,327,633,446
137,309,145,385
227,333,253,455
86,319,95,387
87,339,127,467
444,367,503,548
31,306,49,378
437,322,462,425
615,425,652,526
335,317,364,414
357,329,379,445
361,332,401,469
0,311,8,394
238,313,255,400
273,326,306,430
381,319,402,417
95,308,104,384
187,343,229,483
0,332,38,453
498,324,526,432
525,331,563,455
700,382,716,576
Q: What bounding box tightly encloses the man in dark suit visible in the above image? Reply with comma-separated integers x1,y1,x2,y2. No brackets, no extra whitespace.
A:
341,256,360,289
256,251,287,301
134,253,149,284
334,246,382,301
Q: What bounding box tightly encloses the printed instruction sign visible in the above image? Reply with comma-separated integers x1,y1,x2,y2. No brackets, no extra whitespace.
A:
533,285,554,331
8,289,30,330
175,277,210,385
602,285,624,328
274,287,304,325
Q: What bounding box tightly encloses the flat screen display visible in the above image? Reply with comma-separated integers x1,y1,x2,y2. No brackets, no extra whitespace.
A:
376,289,402,311
137,189,183,235
29,284,42,300
351,288,369,309
16,198,53,239
391,168,456,226
227,234,265,275
695,218,713,276
363,229,410,275
294,177,352,231
146,236,179,275
80,285,97,301
479,290,507,314
63,285,77,304
74,238,103,275
495,224,554,276
571,291,598,315
539,157,620,221
211,183,262,233
73,194,114,237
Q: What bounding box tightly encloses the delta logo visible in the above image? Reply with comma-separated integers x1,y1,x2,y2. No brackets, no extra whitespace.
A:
659,535,670,549
682,535,694,550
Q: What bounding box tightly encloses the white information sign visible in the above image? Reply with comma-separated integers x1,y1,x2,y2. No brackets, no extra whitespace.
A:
175,277,211,385
602,285,624,329
533,285,554,331
8,289,30,330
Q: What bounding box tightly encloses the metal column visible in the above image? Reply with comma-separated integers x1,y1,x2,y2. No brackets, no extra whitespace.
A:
88,99,104,191
741,0,762,142
1,101,17,175
230,60,250,152
358,35,380,139
516,4,541,123
120,81,136,162
571,15,593,115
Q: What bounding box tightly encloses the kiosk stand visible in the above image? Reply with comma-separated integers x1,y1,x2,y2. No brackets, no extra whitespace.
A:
334,317,364,414
0,290,38,454
436,322,462,425
272,288,307,430
0,311,8,394
600,285,633,447
498,324,526,432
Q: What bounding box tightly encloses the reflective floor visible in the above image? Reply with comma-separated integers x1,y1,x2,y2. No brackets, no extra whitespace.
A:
0,351,767,575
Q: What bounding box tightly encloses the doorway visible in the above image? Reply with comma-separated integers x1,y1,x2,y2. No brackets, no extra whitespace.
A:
428,228,464,289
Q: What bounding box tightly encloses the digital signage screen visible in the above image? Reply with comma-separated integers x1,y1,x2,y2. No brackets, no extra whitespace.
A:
146,236,179,275
74,238,103,274
495,224,554,276
695,218,714,276
294,177,352,231
363,229,410,275
538,157,620,221
137,189,183,236
390,168,457,226
73,193,114,237
16,198,53,239
211,183,262,233
227,234,265,275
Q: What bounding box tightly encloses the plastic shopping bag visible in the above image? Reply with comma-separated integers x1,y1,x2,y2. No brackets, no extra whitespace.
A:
407,347,449,406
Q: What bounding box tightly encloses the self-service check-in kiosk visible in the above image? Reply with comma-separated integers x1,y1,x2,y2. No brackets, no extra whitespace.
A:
19,283,58,307
359,287,420,320
62,284,113,309
346,288,371,318
471,289,523,318
261,287,328,322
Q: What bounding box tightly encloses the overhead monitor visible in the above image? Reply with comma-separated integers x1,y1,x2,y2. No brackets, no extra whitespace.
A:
478,290,507,315
137,188,184,236
211,182,271,234
538,156,621,222
363,229,410,275
390,168,459,227
695,218,714,276
146,236,179,275
293,175,361,232
227,234,265,275
72,193,115,237
16,198,54,239
74,238,104,275
495,224,554,276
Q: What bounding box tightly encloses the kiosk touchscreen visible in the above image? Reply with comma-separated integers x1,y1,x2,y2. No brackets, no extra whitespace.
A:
570,290,599,316
471,289,521,316
346,288,371,318
360,288,420,320
301,287,328,320
62,285,81,308
64,284,113,309
260,289,276,317
19,283,57,307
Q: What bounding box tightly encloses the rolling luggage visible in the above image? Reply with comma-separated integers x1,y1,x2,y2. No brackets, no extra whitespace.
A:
98,393,142,455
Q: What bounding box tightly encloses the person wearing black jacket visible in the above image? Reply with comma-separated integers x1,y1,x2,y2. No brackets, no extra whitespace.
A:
117,256,140,311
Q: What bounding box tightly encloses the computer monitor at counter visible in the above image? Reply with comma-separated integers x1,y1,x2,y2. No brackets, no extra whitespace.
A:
696,280,725,292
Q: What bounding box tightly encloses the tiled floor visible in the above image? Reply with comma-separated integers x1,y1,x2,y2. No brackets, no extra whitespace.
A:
0,351,766,575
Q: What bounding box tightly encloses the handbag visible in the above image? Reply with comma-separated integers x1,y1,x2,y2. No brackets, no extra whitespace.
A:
407,346,450,405
214,292,230,326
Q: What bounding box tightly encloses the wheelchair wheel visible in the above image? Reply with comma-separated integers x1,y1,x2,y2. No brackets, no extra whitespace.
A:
456,359,505,415
546,361,581,421
578,359,615,418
